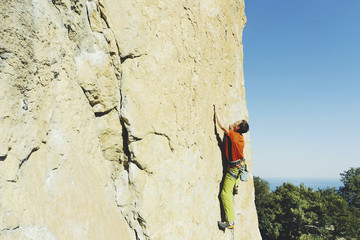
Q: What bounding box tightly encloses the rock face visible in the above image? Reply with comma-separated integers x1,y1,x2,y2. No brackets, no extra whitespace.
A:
0,0,261,239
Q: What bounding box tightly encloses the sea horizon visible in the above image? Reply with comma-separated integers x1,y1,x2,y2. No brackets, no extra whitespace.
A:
263,177,343,191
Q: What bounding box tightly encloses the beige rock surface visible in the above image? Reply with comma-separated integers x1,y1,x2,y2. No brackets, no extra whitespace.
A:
0,0,261,239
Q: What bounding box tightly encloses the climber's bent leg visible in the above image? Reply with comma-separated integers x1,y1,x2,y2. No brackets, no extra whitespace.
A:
221,167,239,222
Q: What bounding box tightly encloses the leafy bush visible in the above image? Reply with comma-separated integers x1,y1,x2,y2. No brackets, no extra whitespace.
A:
254,167,360,240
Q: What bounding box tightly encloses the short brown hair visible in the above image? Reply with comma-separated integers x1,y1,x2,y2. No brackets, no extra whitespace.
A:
237,120,249,134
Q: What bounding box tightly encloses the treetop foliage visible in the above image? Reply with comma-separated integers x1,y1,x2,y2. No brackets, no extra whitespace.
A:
254,167,360,240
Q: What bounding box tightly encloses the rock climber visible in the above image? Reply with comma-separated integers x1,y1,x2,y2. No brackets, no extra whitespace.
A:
214,105,249,230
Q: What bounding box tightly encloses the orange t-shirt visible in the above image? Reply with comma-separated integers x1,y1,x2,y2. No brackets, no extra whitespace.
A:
225,130,245,162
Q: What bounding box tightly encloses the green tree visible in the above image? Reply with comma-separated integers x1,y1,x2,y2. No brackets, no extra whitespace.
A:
299,234,323,240
318,187,349,239
337,167,360,239
339,167,360,208
254,170,360,240
344,206,360,239
253,177,281,240
274,183,323,240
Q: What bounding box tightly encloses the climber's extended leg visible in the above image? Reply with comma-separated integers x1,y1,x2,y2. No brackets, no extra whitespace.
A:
219,167,239,229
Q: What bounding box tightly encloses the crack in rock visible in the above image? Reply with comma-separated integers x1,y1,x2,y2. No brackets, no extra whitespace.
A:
0,155,7,161
19,146,39,169
120,119,153,174
1,225,20,232
120,54,144,64
94,108,113,117
147,132,174,152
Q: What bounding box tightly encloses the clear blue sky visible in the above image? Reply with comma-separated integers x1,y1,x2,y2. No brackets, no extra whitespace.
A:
243,0,360,180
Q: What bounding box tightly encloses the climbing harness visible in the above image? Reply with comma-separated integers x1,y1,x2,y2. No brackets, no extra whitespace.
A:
228,162,246,180
228,159,242,168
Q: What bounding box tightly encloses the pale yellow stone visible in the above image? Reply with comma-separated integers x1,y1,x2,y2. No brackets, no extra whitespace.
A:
0,154,19,183
129,133,173,172
1,0,260,239
86,1,103,33
96,109,124,162
75,41,120,113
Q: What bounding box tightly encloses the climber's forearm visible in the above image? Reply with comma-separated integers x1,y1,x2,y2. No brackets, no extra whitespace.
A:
215,113,225,130
214,105,229,135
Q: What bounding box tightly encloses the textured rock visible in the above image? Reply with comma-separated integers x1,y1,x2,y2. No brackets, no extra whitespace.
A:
0,0,261,239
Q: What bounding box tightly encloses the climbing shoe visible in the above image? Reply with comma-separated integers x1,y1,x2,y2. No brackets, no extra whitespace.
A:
233,185,238,195
218,221,234,230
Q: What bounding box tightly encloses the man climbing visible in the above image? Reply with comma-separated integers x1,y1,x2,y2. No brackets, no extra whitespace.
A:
214,105,249,230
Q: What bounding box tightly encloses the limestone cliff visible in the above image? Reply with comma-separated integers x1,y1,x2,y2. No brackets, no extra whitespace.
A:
0,0,261,239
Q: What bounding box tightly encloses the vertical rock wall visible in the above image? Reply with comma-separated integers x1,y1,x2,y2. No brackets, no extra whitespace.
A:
0,0,261,239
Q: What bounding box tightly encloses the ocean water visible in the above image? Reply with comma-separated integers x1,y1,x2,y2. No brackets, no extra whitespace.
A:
265,178,343,192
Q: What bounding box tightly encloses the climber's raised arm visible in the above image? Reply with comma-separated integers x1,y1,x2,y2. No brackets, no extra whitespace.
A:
214,105,229,135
